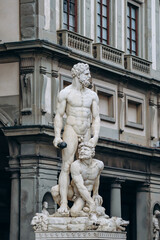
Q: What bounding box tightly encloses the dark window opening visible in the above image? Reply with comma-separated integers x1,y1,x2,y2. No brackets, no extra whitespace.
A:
63,0,77,32
127,3,138,55
97,0,110,44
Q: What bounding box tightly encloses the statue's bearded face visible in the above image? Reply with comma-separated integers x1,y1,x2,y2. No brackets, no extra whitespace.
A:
79,146,93,160
79,68,91,88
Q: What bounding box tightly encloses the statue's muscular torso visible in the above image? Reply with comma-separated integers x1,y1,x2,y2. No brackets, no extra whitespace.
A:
71,159,104,193
61,85,98,136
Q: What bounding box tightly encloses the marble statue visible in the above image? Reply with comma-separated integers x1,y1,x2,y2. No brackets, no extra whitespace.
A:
31,63,129,238
31,202,49,231
53,62,100,214
31,142,129,232
153,210,160,240
51,142,104,217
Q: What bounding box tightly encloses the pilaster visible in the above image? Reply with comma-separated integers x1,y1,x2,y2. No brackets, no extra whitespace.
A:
9,163,20,240
4,126,60,240
136,182,151,240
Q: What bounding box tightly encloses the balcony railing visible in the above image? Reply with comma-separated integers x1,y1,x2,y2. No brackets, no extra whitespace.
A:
124,55,151,75
57,30,93,56
92,43,124,68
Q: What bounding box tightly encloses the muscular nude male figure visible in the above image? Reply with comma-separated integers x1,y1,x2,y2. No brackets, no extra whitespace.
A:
53,63,100,214
51,142,104,217
70,142,104,217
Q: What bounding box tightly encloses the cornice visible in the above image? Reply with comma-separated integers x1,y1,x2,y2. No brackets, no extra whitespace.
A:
0,40,160,90
2,125,160,159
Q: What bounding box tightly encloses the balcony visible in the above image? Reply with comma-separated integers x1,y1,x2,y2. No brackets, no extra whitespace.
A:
124,55,151,75
57,30,93,56
92,43,124,68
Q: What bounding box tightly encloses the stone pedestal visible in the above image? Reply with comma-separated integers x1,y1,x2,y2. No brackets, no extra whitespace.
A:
35,231,126,240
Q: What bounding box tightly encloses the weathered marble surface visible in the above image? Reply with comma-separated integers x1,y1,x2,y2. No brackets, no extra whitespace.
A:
51,142,105,218
53,63,100,214
31,215,129,232
35,231,126,240
31,63,129,240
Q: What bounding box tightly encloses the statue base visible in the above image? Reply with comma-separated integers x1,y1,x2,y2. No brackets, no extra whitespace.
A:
35,231,126,240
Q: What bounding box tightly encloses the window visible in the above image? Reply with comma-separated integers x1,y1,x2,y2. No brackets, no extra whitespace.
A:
60,75,72,90
97,0,109,44
127,3,138,55
63,0,77,32
125,95,144,130
95,85,116,123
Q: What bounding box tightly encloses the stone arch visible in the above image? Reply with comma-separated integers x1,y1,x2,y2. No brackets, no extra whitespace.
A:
153,202,160,215
42,192,57,214
0,109,14,127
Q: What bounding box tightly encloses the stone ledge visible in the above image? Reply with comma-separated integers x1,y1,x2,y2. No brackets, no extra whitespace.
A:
124,55,151,76
57,30,93,56
93,43,124,69
35,231,126,240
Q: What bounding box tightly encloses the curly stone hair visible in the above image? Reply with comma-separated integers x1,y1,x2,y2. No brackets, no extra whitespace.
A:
78,142,95,158
71,62,89,78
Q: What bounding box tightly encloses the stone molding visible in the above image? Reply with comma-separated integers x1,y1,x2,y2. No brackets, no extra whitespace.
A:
0,40,159,90
35,231,126,240
0,109,14,126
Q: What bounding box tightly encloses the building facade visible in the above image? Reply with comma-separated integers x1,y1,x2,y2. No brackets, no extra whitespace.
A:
0,0,160,239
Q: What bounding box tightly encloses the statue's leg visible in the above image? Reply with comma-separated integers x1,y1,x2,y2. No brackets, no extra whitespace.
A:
51,184,74,206
58,125,78,213
67,185,74,201
70,197,86,217
51,185,60,205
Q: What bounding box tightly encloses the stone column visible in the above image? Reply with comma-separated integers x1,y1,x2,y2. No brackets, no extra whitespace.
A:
9,165,20,240
110,179,123,217
136,183,151,240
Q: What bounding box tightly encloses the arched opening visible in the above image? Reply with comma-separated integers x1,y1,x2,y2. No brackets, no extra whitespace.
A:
0,128,11,240
153,203,160,214
42,192,57,215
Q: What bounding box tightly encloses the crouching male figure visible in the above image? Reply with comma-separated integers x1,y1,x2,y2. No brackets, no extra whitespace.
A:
51,142,104,217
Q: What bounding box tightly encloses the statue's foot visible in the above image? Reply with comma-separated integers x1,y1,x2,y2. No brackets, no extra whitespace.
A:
58,203,69,215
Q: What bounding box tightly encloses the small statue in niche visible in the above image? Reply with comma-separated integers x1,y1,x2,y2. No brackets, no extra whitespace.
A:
42,201,49,216
153,210,160,240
